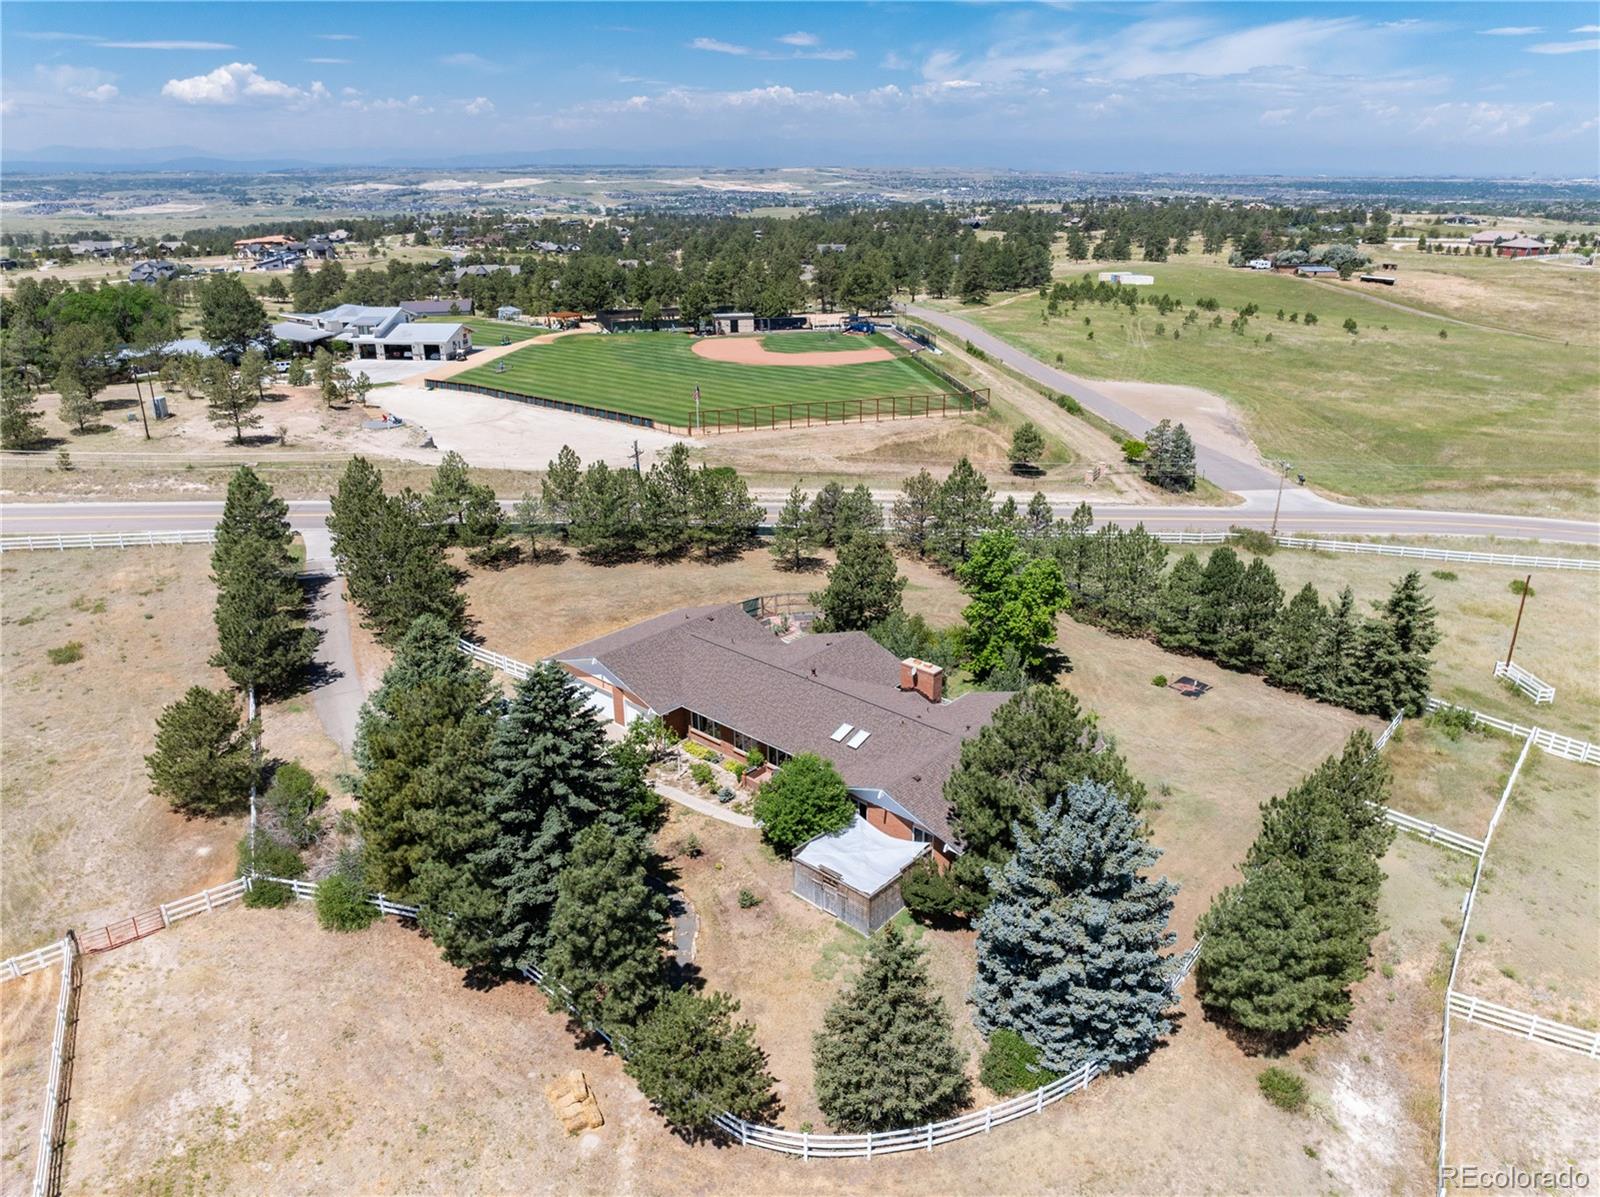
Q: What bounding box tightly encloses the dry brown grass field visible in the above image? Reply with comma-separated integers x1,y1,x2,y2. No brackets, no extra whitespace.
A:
1458,754,1600,1027
0,967,58,1195
1383,717,1516,836
1442,1022,1600,1185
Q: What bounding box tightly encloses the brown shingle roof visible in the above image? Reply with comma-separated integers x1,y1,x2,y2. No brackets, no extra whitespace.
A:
557,605,1012,843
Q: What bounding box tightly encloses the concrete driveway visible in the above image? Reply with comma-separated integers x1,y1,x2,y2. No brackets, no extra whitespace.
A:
373,384,686,470
344,356,440,385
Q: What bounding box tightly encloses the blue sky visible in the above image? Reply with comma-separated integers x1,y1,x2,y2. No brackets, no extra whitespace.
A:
3,2,1597,173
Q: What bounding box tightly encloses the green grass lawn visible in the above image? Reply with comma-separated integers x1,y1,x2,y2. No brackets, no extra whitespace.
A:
760,330,897,353
421,315,542,344
939,255,1599,516
449,331,958,426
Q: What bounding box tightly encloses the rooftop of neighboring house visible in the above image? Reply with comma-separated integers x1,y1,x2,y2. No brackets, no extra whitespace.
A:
557,604,1012,844
400,299,474,316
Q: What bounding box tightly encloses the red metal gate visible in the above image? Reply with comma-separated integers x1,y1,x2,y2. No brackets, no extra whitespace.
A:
81,908,165,953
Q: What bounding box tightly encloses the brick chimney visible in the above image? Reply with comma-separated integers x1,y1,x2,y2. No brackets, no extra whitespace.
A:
898,657,943,704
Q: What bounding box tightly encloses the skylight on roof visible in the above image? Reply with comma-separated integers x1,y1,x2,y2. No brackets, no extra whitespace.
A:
846,728,871,749
830,723,854,742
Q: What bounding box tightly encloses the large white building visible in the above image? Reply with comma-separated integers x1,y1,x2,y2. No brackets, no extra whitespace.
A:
273,304,471,361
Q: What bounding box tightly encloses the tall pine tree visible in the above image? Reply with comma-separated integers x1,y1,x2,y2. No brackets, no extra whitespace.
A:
813,922,970,1132
810,533,905,632
541,823,668,1030
972,782,1177,1073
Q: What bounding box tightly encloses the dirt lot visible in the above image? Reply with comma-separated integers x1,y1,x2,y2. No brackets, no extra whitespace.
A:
0,967,58,1196
1212,545,1600,741
1457,753,1600,1026
1442,1021,1600,1185
0,546,240,955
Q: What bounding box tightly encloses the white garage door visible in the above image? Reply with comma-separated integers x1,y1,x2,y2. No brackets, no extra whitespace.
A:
622,700,646,727
579,684,613,722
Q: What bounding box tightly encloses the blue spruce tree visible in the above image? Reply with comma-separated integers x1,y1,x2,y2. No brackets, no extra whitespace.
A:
973,780,1178,1073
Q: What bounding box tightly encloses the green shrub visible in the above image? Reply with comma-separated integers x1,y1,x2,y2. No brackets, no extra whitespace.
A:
689,761,715,789
1227,526,1277,555
1428,705,1480,742
237,835,305,908
899,856,962,922
265,761,328,847
315,873,379,932
744,747,765,769
47,641,84,665
752,752,853,857
737,888,762,909
683,741,721,763
730,761,747,781
1430,570,1458,581
979,1029,1061,1097
1121,438,1148,462
1152,674,1168,688
1508,578,1534,597
1258,1067,1308,1112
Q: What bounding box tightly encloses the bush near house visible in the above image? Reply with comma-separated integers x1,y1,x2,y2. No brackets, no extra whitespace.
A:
752,753,853,857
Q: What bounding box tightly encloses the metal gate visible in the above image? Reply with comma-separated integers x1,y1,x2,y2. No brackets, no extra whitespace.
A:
81,908,165,953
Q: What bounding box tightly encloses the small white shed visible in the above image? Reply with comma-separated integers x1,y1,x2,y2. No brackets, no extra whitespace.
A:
496,305,523,321
792,816,928,935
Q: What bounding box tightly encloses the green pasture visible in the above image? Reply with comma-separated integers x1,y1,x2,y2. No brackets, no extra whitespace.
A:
449,331,957,426
421,316,542,344
942,256,1599,516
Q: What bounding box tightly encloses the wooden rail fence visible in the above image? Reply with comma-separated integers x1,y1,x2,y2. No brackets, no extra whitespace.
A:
1447,991,1600,1058
1493,660,1555,704
30,932,79,1197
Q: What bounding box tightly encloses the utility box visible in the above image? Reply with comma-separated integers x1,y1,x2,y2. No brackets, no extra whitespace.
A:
152,395,170,420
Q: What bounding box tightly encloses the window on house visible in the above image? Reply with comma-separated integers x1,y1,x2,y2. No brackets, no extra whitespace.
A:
690,711,717,737
912,827,933,844
729,729,754,753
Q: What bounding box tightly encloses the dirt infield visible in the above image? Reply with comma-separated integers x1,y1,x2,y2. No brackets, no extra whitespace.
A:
691,335,896,367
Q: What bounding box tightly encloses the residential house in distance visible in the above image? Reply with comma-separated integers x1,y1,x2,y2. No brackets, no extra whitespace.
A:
454,263,522,281
816,242,848,253
1296,264,1338,277
556,601,1012,931
1098,270,1154,285
234,234,295,259
1468,230,1514,248
1246,258,1273,270
68,239,131,258
1494,235,1552,258
128,259,179,284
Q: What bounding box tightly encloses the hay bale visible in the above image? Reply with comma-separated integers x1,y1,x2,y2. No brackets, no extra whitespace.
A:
544,1070,604,1134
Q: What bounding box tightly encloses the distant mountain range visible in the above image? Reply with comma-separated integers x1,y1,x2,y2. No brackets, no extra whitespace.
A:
3,146,703,173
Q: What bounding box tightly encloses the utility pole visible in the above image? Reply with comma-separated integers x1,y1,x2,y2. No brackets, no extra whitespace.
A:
1269,459,1293,537
1504,574,1532,667
629,439,643,476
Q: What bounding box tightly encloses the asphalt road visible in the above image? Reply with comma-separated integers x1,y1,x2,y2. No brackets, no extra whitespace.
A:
2,493,1596,545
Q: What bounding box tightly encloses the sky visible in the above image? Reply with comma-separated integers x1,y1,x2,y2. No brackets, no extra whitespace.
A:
3,2,1598,175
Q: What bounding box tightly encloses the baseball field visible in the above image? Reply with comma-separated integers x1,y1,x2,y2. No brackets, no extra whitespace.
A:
446,330,964,427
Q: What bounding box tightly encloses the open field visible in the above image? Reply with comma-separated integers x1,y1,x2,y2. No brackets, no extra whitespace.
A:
936,254,1599,516
0,966,57,1195
1459,754,1600,1026
0,546,241,956
1204,544,1600,741
1443,1022,1600,1184
1383,717,1514,836
450,331,961,427
420,315,543,344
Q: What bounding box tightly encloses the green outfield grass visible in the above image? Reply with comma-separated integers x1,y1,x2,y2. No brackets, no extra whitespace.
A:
760,330,897,353
448,331,959,426
421,315,542,344
939,254,1599,516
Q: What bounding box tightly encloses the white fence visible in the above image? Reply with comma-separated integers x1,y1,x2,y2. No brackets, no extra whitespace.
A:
1381,809,1485,858
1447,991,1600,1058
1271,536,1600,572
30,932,78,1197
456,639,535,679
0,529,216,552
1,939,69,981
1373,710,1405,753
1423,699,1599,765
1493,660,1555,705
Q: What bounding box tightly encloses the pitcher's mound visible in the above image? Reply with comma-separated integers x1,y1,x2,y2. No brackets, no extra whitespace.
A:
691,336,894,367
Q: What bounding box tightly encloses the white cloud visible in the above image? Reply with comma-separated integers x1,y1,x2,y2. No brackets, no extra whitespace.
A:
778,32,820,47
18,31,100,42
691,37,750,56
100,40,237,50
1479,27,1542,36
341,94,432,114
1259,107,1295,126
306,57,350,65
1573,25,1600,34
315,33,359,41
1528,39,1600,54
463,96,495,116
34,64,119,102
881,50,911,70
162,62,326,106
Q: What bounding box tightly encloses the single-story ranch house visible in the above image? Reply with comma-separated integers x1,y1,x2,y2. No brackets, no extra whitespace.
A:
559,602,1009,852
557,603,1010,932
273,304,471,361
